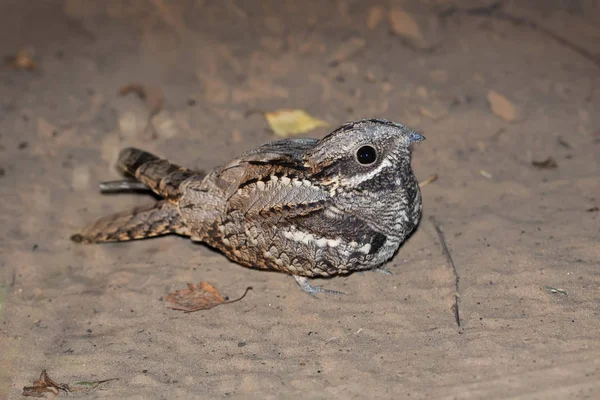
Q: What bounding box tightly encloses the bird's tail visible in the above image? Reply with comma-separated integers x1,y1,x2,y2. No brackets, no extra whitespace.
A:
71,201,188,244
116,147,196,199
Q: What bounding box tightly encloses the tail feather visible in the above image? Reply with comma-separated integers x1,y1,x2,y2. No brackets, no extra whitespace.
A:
71,201,188,244
117,148,196,199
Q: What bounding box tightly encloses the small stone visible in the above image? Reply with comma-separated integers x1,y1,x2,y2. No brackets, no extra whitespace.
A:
72,165,91,190
153,110,179,139
118,111,140,138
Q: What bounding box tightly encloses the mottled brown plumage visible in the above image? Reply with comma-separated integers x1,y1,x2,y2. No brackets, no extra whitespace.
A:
72,119,424,294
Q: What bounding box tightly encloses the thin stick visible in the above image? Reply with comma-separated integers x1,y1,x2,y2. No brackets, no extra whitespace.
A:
492,11,600,70
99,180,150,193
418,174,438,188
441,1,600,70
429,216,461,327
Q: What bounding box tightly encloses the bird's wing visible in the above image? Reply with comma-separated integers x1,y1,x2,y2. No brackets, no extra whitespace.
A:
211,138,332,216
231,138,318,170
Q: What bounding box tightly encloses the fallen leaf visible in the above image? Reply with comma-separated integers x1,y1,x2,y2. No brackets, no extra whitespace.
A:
119,83,164,118
532,157,558,169
264,109,329,137
389,6,437,50
22,370,69,398
164,282,252,313
5,48,36,71
487,90,519,122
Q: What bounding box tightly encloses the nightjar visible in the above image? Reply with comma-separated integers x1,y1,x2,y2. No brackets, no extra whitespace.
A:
72,118,424,295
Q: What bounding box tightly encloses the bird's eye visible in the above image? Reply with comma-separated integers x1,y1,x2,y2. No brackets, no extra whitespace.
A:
355,145,378,165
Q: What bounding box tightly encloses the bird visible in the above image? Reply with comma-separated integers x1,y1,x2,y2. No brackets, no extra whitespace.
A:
71,118,424,295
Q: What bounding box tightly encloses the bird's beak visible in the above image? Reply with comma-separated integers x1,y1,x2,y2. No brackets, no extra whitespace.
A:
408,131,425,143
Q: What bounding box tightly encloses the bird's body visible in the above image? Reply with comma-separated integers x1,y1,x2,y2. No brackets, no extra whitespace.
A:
73,119,424,294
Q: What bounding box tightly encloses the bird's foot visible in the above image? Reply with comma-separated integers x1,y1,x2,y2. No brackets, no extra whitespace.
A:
372,267,392,275
292,276,345,297
357,267,393,276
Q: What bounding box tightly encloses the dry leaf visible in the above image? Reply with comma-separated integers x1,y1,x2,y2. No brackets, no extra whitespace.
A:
22,369,117,397
532,157,558,169
487,90,519,122
389,7,435,50
5,48,36,71
164,282,252,313
22,370,69,398
264,109,329,137
119,83,164,117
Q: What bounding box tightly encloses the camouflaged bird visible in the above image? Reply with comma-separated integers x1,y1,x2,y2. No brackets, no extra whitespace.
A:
72,118,424,294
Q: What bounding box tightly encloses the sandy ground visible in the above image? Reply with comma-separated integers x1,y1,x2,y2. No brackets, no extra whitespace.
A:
1,0,600,399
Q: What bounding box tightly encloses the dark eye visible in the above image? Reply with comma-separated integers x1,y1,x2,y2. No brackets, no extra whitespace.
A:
355,145,377,165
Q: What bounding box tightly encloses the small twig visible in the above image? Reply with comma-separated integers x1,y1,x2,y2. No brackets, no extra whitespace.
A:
443,1,600,70
429,216,461,327
10,268,16,288
418,174,438,188
182,287,253,314
493,12,600,70
99,180,151,193
70,378,119,392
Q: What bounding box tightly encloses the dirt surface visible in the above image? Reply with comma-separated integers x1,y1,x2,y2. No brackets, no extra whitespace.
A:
1,1,600,399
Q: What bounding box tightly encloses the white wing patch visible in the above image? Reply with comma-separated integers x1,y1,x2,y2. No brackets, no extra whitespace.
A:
282,225,367,253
